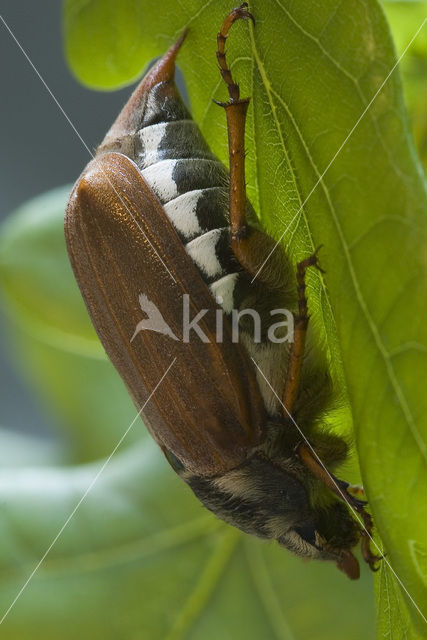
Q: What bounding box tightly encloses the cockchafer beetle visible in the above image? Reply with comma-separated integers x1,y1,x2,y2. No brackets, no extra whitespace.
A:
65,3,380,579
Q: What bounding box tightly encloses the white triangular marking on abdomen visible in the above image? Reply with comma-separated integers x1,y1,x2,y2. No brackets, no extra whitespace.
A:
141,160,179,203
186,229,224,279
137,123,167,168
163,190,203,239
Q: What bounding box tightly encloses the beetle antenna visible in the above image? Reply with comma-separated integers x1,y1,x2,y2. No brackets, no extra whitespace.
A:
216,3,254,102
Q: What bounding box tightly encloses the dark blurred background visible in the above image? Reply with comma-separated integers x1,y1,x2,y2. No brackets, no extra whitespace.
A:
0,1,132,436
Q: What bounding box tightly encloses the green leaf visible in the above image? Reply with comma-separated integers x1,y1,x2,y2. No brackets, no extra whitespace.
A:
64,0,427,636
375,562,427,640
0,436,375,640
382,1,427,170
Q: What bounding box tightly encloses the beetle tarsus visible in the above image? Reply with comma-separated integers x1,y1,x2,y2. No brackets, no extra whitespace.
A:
361,531,383,571
217,3,254,103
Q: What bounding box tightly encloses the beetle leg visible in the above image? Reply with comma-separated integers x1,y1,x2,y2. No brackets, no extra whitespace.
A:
297,442,367,509
296,442,382,570
217,3,254,104
216,5,255,255
282,248,324,415
286,254,381,572
216,5,296,288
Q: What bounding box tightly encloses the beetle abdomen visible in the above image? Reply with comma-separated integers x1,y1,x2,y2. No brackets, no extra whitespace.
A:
128,79,254,320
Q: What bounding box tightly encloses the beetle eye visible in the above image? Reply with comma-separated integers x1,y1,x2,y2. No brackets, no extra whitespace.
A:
294,523,317,547
163,448,185,473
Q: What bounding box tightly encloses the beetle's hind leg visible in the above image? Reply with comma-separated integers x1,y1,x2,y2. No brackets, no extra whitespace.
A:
215,6,307,293
216,4,259,264
217,3,254,104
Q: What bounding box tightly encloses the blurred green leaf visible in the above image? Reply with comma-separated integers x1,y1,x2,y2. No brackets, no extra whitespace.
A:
0,437,375,640
0,429,63,468
382,1,427,169
0,186,138,462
